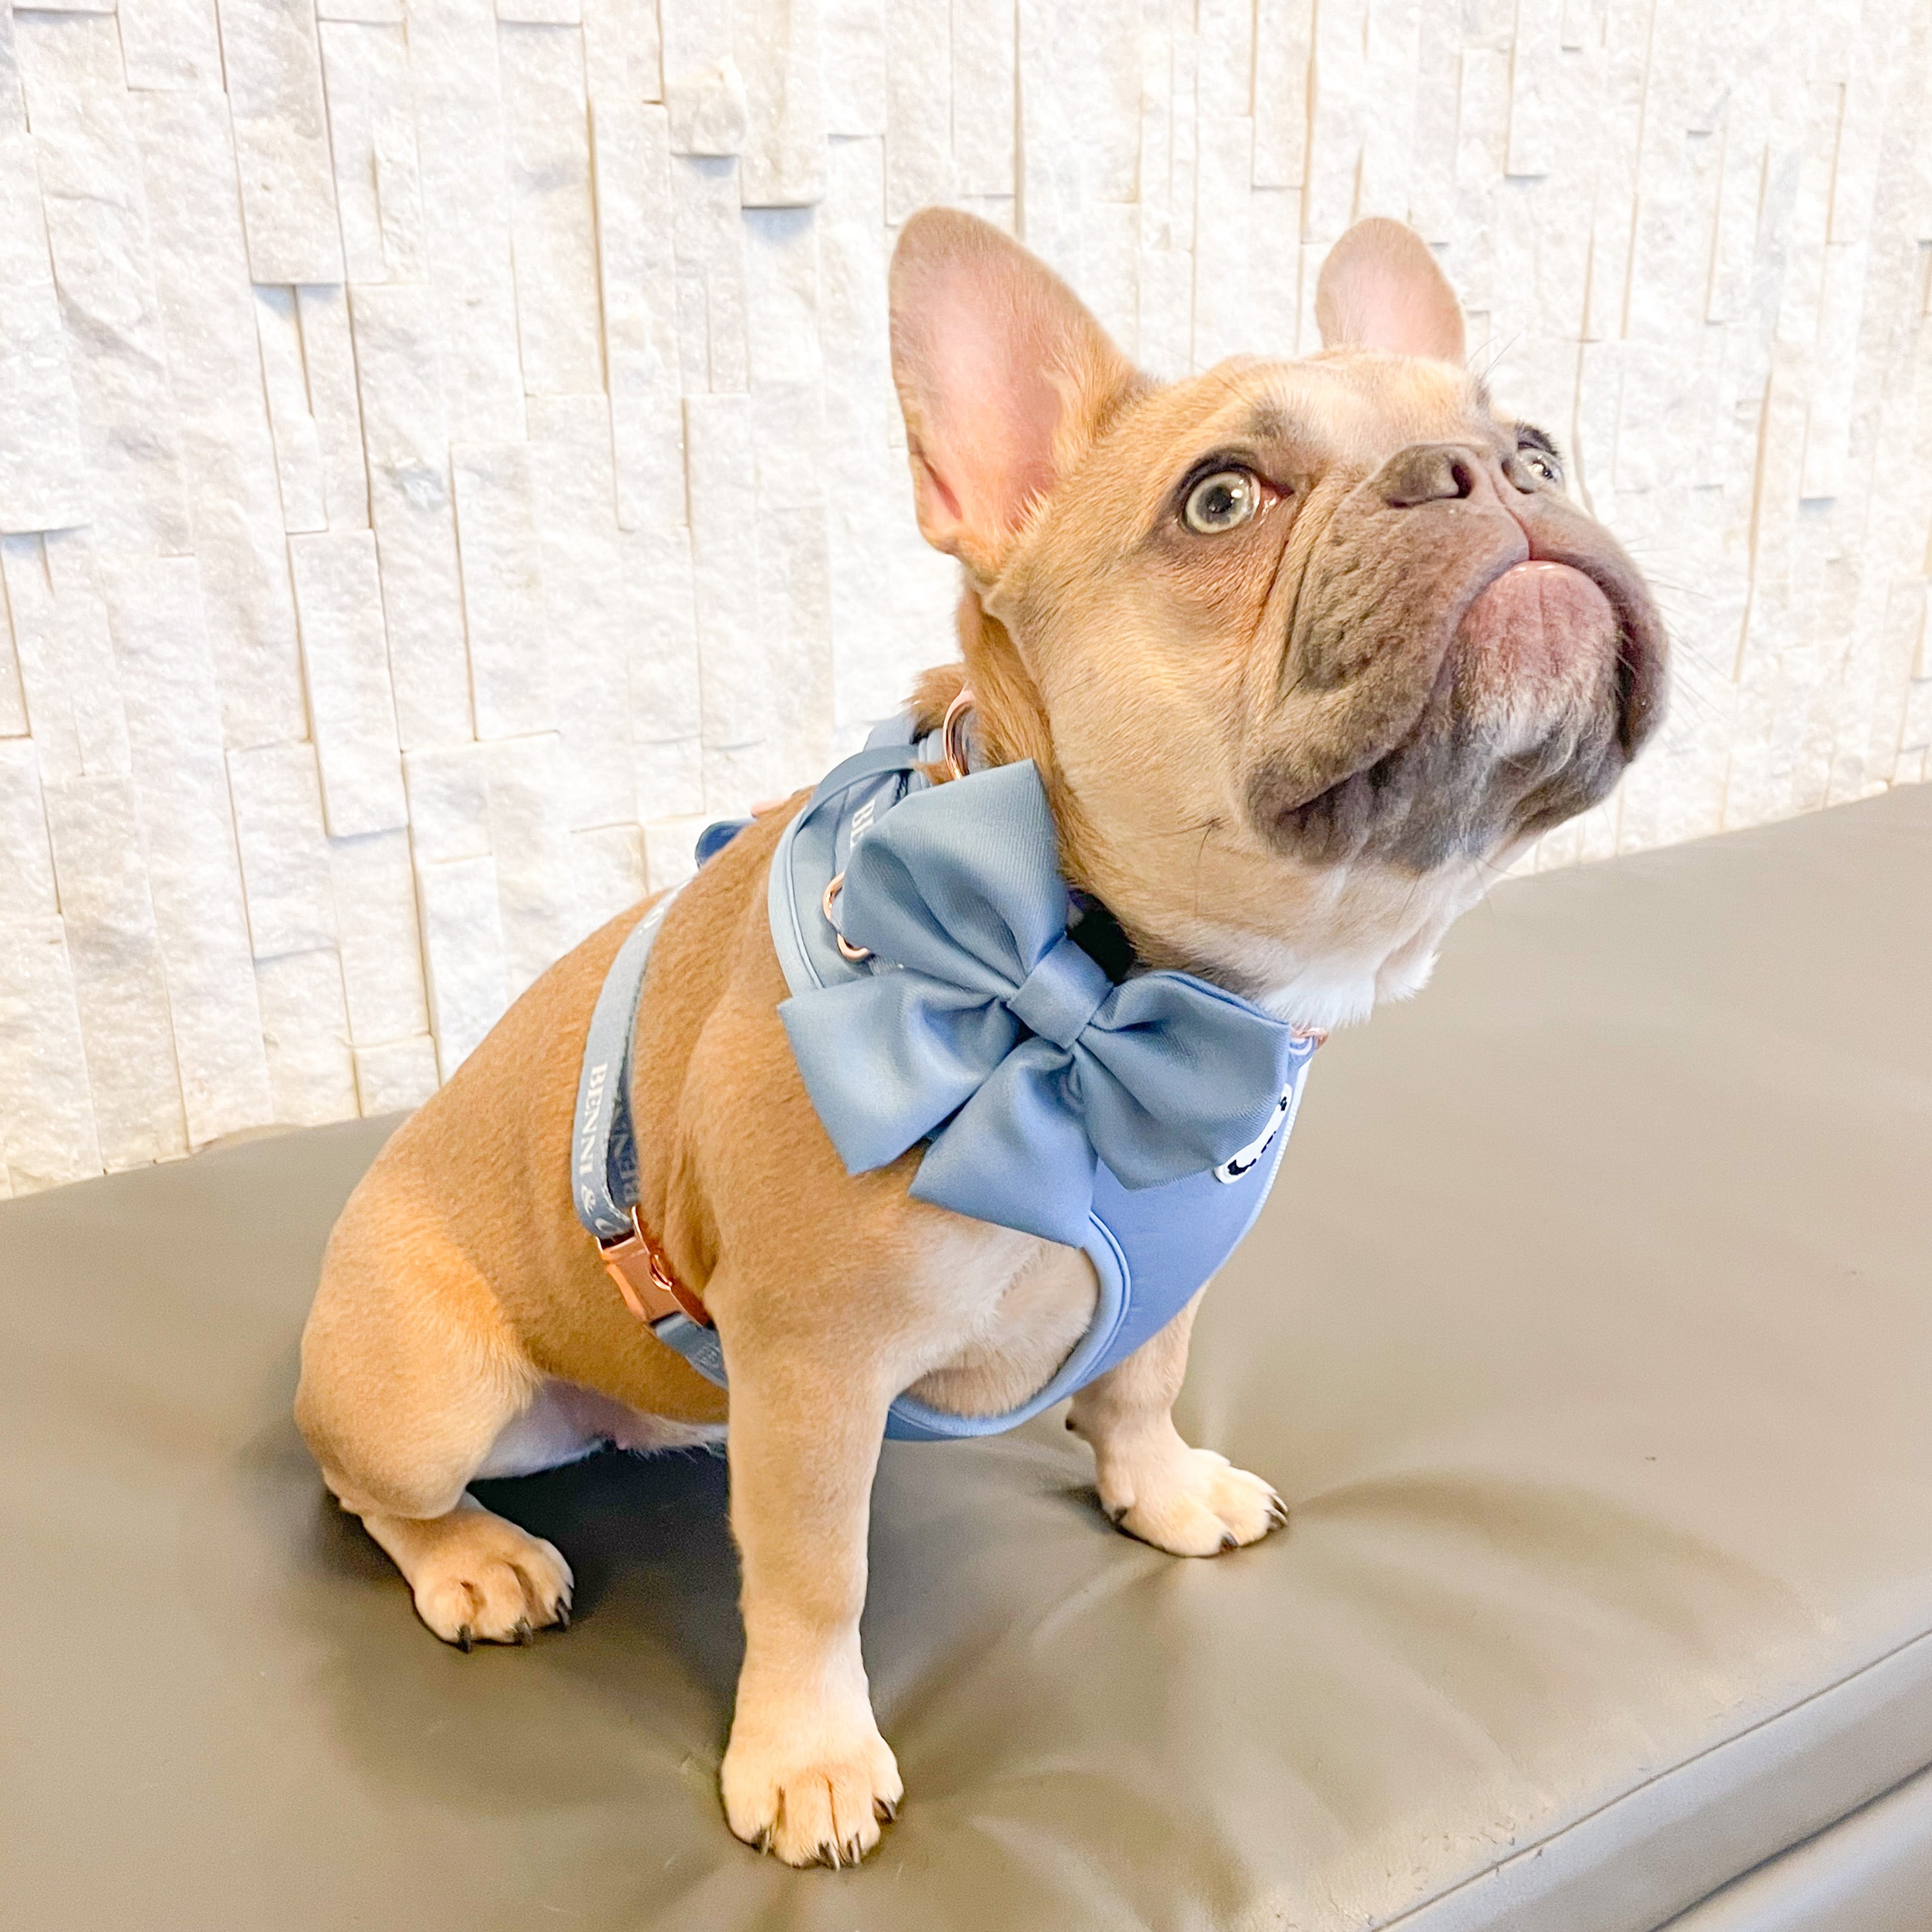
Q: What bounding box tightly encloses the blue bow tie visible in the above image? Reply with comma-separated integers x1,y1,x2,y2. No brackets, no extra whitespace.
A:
778,761,1300,1247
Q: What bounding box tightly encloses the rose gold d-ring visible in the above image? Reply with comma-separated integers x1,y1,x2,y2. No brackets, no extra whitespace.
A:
821,872,872,961
940,686,976,781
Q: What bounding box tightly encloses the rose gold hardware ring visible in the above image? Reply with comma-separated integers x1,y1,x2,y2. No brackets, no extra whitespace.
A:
822,872,872,961
940,685,976,781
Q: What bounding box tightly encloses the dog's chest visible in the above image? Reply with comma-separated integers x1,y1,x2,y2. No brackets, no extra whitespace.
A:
900,1233,1102,1420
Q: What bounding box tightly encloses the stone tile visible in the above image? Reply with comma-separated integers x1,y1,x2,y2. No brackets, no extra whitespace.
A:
672,154,750,392
1253,0,1312,189
589,100,686,530
951,0,1014,196
0,8,22,137
0,576,24,737
228,741,339,957
0,531,129,786
256,947,359,1126
317,19,410,285
402,743,493,866
38,772,189,1169
822,0,884,137
643,813,708,893
572,822,649,931
451,441,557,741
415,853,511,1078
744,207,822,384
410,0,527,445
884,0,949,224
486,731,580,995
289,530,409,837
526,395,644,833
120,0,223,91
0,133,88,534
102,556,276,1146
583,0,661,101
295,286,371,531
353,1034,440,1113
32,88,194,561
135,88,308,748
0,916,103,1190
500,22,605,395
628,528,706,822
327,829,430,1045
0,739,56,919
737,0,827,207
348,284,474,750
252,287,328,535
216,0,344,283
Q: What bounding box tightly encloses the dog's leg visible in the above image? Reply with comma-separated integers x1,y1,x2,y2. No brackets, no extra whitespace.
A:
297,1229,574,1649
715,1321,902,1866
1066,1292,1286,1555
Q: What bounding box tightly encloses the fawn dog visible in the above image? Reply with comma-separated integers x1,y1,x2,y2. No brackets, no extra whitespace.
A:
297,209,1665,1865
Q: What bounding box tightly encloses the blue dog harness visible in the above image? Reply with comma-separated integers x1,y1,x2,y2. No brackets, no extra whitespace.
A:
571,713,1319,1441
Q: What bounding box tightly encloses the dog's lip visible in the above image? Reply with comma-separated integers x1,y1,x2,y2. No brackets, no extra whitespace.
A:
1267,506,1660,834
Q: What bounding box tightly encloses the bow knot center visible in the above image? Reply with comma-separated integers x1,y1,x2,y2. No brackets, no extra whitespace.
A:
1005,933,1111,1049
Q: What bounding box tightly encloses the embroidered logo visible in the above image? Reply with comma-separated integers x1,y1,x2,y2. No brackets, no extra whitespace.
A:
576,1059,609,1181
1213,1076,1303,1184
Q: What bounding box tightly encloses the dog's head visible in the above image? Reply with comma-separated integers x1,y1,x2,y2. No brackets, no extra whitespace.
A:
889,211,1667,1027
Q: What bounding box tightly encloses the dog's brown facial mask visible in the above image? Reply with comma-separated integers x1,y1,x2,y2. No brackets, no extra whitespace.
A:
890,211,1668,1022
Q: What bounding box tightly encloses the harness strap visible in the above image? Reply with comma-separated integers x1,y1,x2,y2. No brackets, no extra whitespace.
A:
570,737,936,1388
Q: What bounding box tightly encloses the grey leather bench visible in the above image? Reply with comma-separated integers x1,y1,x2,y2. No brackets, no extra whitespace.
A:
4,782,1928,1931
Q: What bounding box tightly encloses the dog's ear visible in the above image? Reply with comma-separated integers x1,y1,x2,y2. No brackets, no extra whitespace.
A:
890,209,1137,578
1315,218,1466,364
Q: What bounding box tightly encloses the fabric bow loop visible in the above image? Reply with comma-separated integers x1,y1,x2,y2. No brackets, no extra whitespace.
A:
779,761,1299,1247
1005,933,1111,1048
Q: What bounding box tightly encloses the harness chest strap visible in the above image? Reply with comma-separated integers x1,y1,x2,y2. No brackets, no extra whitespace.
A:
571,891,717,1339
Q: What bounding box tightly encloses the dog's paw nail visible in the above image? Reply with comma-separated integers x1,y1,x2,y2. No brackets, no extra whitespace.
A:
1220,1531,1238,1552
513,1618,534,1645
454,1625,474,1653
554,1599,571,1630
876,1797,898,1823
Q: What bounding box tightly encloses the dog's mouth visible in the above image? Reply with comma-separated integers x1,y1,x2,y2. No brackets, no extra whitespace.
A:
1258,507,1667,870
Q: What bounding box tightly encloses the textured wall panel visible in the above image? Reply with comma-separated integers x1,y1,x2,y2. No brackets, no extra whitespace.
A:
0,0,1926,1189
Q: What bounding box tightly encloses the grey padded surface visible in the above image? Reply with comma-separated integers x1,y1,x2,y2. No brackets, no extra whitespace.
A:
1,782,1929,1932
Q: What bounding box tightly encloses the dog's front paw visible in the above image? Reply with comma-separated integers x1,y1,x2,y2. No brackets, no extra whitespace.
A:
721,1710,903,1866
373,1505,573,1648
1099,1445,1286,1557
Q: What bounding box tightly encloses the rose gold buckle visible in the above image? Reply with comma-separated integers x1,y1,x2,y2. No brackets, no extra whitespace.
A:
1290,1027,1329,1047
599,1206,711,1329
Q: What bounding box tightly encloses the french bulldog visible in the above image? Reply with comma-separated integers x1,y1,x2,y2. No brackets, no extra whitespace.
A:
296,209,1666,1866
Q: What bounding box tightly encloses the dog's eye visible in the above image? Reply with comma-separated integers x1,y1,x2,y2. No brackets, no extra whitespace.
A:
1182,468,1260,535
1517,443,1562,487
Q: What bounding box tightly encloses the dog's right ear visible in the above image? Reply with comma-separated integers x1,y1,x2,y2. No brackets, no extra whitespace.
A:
1314,218,1466,363
889,210,1138,580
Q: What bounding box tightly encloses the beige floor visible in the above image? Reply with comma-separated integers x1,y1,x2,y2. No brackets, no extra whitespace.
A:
2,782,1928,1932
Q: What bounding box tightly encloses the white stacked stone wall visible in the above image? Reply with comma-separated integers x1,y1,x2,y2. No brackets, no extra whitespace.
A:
0,0,1928,1193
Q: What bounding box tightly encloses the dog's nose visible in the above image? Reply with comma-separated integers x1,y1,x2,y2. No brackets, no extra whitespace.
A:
1376,443,1489,509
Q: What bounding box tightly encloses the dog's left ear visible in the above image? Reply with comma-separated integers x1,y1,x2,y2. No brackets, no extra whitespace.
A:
1315,218,1466,364
890,209,1138,580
